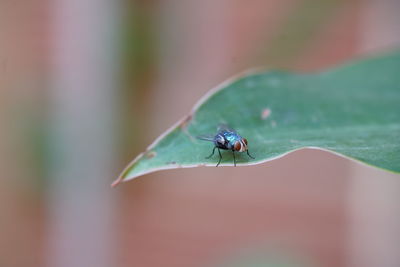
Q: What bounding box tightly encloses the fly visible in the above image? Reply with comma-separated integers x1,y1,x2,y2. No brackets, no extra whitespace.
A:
197,124,255,167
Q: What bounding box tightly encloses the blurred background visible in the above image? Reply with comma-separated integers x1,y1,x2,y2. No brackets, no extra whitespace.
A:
1,0,399,266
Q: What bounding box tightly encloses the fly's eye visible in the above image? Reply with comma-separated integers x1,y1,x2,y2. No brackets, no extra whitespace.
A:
234,141,242,151
243,138,248,145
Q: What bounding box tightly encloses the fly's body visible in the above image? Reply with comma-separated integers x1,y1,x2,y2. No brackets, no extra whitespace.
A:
214,131,247,152
197,124,255,167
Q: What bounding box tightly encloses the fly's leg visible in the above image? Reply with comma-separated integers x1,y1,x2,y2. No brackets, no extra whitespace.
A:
247,150,255,159
206,146,216,159
216,148,222,167
232,150,236,167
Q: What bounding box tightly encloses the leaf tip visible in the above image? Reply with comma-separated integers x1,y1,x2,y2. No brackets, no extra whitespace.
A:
112,152,146,188
111,177,122,188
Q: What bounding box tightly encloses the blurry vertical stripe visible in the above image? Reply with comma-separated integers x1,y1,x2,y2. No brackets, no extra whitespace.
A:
347,1,400,267
359,0,400,53
48,0,120,267
264,0,343,66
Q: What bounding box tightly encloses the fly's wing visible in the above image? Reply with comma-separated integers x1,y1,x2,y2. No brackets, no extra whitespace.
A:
217,123,236,133
196,134,215,142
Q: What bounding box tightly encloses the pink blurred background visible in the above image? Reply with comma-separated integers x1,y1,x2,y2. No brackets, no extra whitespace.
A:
1,0,399,266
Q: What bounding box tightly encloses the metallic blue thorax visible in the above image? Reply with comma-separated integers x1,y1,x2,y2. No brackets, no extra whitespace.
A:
217,131,242,150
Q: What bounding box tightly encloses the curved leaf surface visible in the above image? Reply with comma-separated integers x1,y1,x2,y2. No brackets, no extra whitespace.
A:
113,52,400,186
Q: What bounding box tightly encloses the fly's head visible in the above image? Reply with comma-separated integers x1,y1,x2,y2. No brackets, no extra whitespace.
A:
233,138,248,152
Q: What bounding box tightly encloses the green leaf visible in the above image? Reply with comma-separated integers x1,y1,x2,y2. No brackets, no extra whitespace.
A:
113,51,400,186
